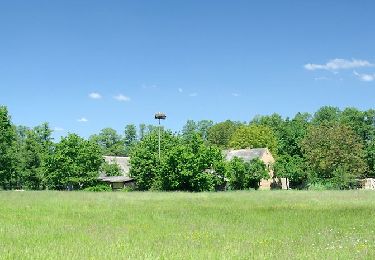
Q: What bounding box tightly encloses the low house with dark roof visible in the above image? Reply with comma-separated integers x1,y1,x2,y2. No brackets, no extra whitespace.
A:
224,148,287,190
99,156,134,190
98,176,134,190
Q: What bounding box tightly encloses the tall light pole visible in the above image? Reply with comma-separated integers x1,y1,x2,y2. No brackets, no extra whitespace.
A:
154,112,166,160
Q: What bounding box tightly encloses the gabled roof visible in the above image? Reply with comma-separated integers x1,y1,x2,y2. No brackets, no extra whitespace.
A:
98,176,134,183
223,148,272,162
103,156,130,176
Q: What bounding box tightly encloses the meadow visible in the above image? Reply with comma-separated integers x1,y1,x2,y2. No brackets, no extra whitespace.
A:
0,191,374,259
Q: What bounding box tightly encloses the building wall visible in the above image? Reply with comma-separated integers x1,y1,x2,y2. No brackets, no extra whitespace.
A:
258,149,290,190
111,182,125,190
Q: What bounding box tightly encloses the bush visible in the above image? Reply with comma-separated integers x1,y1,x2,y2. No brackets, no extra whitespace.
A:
130,131,226,191
43,134,103,189
121,186,136,192
84,184,112,192
308,182,335,191
226,157,268,190
308,167,361,190
100,162,122,176
301,123,367,182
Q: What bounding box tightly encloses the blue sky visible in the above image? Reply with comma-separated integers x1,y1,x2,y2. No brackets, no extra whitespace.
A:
0,0,374,139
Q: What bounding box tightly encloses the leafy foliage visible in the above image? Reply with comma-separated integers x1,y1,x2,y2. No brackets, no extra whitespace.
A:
158,133,225,191
124,124,137,154
43,134,103,190
0,106,16,189
312,106,341,125
100,161,122,177
1,104,374,191
301,123,367,186
226,157,268,190
129,130,178,190
229,125,278,154
207,120,241,148
130,131,225,191
83,184,112,192
89,128,125,156
367,141,375,177
182,120,214,142
274,155,307,188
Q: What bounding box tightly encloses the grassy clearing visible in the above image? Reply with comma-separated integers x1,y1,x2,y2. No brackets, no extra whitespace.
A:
0,191,374,259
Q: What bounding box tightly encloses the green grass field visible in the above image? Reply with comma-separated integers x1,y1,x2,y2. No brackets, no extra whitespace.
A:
0,191,374,259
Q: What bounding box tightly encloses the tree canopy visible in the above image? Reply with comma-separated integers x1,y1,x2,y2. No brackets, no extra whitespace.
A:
0,106,16,189
130,130,225,191
207,120,241,148
229,125,278,154
43,134,103,190
301,123,367,188
1,104,374,191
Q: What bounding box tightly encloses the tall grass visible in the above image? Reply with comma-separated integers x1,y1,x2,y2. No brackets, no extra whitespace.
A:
0,191,374,259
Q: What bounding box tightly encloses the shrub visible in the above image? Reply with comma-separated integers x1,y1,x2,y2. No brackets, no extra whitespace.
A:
100,162,122,176
226,157,268,190
130,131,226,191
84,184,112,192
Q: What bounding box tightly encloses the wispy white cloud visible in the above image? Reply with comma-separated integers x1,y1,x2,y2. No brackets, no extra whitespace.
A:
114,94,131,102
89,92,102,99
189,92,198,97
178,88,183,93
53,127,65,132
304,58,374,71
353,71,375,82
77,117,88,123
232,93,240,97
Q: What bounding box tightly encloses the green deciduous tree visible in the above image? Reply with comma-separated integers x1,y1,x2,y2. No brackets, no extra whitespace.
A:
139,124,157,140
229,125,278,154
158,133,225,191
13,123,54,189
251,113,284,135
129,130,179,190
0,106,16,189
279,113,311,157
124,124,137,146
89,128,125,156
312,106,341,125
340,108,375,177
34,122,53,151
124,124,138,155
226,157,268,190
274,155,307,189
17,129,44,189
130,131,225,191
300,123,367,187
196,120,214,141
182,120,214,142
181,120,197,141
100,162,122,177
207,120,242,148
366,141,375,177
43,134,102,189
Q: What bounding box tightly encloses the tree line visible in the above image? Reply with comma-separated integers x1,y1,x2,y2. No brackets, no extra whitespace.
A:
0,105,374,191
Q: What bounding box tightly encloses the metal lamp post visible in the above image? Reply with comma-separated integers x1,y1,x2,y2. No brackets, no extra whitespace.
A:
154,112,166,160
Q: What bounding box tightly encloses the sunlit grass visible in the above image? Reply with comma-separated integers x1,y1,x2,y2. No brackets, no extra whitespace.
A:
0,191,374,259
